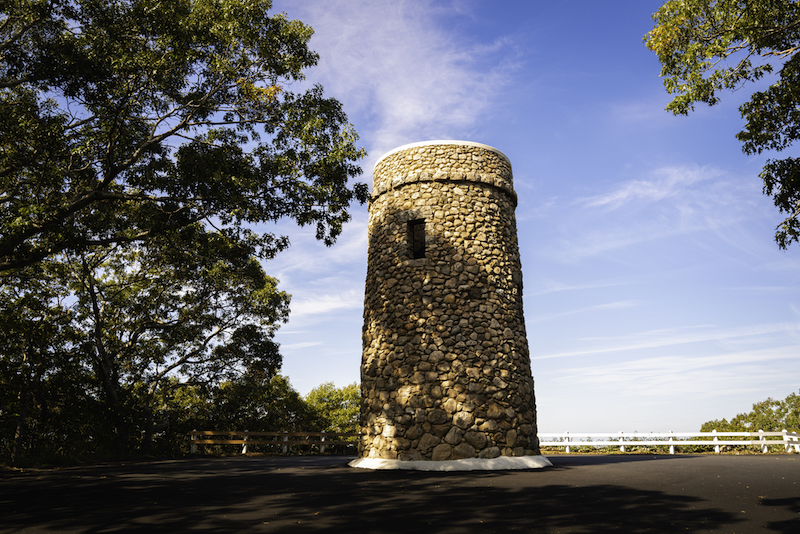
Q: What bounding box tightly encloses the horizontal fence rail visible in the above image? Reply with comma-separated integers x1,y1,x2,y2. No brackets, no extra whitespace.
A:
188,431,359,454
538,430,800,454
188,430,800,456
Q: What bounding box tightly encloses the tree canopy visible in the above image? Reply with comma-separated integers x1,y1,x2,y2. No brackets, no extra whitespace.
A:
67,228,290,453
701,390,800,433
305,381,360,434
645,0,800,248
0,0,367,273
0,0,367,462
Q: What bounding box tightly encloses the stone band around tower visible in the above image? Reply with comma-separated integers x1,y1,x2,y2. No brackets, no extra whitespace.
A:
371,141,517,206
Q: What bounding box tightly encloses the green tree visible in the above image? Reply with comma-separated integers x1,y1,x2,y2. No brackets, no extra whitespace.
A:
208,374,317,432
0,268,107,464
645,0,800,248
64,226,289,454
0,0,367,273
701,390,800,433
109,374,318,457
1,0,367,462
1,269,69,462
305,382,360,434
2,234,292,460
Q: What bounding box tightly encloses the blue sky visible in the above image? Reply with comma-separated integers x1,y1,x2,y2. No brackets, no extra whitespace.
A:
267,0,800,433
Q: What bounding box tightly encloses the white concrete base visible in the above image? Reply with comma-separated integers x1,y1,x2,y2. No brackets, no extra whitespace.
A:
348,455,553,471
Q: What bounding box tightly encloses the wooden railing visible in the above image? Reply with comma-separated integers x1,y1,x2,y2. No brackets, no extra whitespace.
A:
187,430,359,454
188,429,800,456
538,430,800,454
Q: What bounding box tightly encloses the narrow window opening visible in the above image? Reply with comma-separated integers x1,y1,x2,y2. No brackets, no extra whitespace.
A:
408,219,426,259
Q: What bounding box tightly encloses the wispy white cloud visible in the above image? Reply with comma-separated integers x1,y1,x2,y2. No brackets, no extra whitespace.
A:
580,166,717,210
555,345,800,398
273,0,521,161
259,213,368,297
527,300,639,323
288,288,364,319
528,278,626,296
279,341,324,351
541,165,761,263
607,93,688,128
532,322,799,360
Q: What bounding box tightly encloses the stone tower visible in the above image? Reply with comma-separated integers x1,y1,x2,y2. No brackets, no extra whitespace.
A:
353,141,546,469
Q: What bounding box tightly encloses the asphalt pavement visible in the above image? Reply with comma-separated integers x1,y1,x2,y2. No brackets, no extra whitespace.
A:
2,454,799,533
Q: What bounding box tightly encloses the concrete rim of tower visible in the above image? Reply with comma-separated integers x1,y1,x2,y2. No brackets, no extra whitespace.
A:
373,140,512,171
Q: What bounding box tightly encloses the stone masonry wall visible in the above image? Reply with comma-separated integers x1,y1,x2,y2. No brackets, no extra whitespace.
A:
360,141,540,461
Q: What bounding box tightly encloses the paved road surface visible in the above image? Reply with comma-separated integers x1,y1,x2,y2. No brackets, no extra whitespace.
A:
2,454,799,533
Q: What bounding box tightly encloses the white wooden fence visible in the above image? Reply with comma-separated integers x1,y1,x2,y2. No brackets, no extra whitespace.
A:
538,430,800,454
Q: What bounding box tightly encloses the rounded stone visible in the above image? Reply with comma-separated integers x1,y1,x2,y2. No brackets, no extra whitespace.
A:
479,446,502,459
431,443,453,461
453,411,474,430
423,408,447,424
418,433,440,451
452,442,477,459
444,426,463,445
465,431,488,449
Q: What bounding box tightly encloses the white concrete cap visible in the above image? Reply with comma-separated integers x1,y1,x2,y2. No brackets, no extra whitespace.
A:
374,140,512,171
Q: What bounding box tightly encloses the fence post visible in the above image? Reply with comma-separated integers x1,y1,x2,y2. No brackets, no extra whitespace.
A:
242,430,249,455
321,434,326,454
668,431,674,455
191,430,197,454
791,430,800,453
619,431,626,453
565,431,571,454
759,429,767,453
712,429,719,454
283,432,289,454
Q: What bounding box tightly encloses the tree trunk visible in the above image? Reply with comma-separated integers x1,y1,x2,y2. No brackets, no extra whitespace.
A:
83,257,129,456
10,351,44,464
10,385,32,464
142,403,154,456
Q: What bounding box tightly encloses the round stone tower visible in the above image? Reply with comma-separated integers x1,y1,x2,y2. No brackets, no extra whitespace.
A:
353,140,546,469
